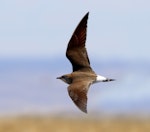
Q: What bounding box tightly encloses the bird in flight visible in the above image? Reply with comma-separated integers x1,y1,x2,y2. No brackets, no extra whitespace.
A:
57,12,114,113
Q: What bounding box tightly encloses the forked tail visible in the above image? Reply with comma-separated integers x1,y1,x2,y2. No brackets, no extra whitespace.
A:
96,75,115,82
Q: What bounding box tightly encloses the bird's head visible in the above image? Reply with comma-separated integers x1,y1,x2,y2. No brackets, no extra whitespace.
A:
57,75,72,84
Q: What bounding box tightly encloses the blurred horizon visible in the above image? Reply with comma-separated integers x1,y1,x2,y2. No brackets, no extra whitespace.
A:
0,57,150,118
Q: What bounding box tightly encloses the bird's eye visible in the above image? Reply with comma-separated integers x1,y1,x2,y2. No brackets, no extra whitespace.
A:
62,76,66,79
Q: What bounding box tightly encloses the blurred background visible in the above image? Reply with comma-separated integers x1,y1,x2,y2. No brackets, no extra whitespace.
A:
0,0,150,131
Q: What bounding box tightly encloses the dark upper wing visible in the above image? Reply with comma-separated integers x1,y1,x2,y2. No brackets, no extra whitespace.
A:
67,80,91,113
66,12,93,72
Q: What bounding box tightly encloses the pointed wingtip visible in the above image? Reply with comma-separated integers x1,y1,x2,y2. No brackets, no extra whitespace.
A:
81,108,88,114
83,12,89,20
86,12,89,18
84,110,88,114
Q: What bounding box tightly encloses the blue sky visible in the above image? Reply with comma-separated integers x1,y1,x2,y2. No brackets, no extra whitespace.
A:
0,0,150,115
0,0,150,60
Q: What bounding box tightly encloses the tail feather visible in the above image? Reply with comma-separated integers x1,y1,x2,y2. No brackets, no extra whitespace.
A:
103,78,115,82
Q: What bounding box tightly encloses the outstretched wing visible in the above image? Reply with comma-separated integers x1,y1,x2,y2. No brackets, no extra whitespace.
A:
67,80,91,113
66,12,93,72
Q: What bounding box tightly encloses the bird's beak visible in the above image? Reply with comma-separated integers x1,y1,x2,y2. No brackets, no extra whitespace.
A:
56,77,61,79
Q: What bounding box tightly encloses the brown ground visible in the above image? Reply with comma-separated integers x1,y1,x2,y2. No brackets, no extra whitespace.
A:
0,116,149,132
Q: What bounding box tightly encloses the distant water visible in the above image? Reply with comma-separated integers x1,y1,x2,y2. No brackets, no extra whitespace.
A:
0,58,150,116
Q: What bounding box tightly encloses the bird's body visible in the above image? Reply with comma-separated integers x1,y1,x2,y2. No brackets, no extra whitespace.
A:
57,12,114,113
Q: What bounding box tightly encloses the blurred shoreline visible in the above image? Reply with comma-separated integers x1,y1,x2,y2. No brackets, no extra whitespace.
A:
0,58,150,117
0,115,150,132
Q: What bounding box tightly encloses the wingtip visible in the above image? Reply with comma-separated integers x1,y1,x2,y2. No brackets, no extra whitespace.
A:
80,108,88,114
86,12,89,17
83,109,87,114
84,110,88,114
